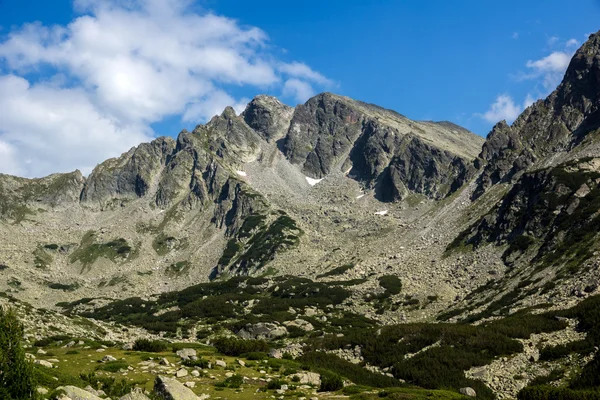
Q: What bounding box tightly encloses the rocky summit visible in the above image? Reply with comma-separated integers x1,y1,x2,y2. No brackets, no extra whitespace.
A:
2,31,600,400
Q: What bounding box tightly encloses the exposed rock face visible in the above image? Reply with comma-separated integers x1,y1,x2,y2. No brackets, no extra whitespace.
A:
452,158,600,270
472,32,600,199
81,137,176,207
282,93,483,201
154,375,199,400
242,95,294,143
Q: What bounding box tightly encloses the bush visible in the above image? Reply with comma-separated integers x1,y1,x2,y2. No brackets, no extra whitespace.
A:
319,371,344,392
182,358,210,368
378,275,402,295
518,385,600,400
212,337,269,356
0,307,38,399
132,338,167,352
215,374,244,389
96,361,129,372
267,379,287,390
245,351,268,360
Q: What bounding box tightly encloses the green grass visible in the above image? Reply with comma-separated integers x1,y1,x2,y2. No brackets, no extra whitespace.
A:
69,231,135,271
33,247,53,269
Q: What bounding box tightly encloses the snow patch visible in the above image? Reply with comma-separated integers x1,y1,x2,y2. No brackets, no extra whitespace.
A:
356,194,365,199
374,210,388,216
236,170,247,177
305,176,324,186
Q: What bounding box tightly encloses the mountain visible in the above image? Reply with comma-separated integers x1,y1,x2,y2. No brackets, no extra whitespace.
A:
2,31,600,400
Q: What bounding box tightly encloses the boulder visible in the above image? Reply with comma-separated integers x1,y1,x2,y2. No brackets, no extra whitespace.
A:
237,322,288,340
176,368,188,378
459,387,476,397
35,359,53,368
120,391,151,400
176,348,197,361
292,372,321,386
154,375,199,400
102,355,117,362
56,386,103,400
215,360,227,368
284,319,314,332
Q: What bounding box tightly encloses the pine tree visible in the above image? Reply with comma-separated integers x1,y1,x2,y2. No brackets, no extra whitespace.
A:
0,306,38,400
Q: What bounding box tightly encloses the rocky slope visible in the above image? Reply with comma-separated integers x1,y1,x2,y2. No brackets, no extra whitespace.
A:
2,29,600,400
0,90,483,310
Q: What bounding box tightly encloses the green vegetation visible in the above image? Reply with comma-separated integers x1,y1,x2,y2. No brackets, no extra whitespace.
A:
0,307,38,399
132,339,168,352
213,337,270,356
215,374,244,388
96,360,129,372
166,261,191,277
316,263,354,279
70,231,135,271
218,213,303,273
378,275,402,295
300,352,401,388
48,282,80,292
33,248,53,269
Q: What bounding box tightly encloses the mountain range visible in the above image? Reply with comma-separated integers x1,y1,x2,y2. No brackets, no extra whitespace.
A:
2,30,600,400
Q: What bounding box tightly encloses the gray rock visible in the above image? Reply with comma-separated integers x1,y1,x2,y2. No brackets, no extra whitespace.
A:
154,375,199,400
176,348,197,361
56,386,103,400
120,390,151,400
237,322,288,340
35,359,53,368
459,387,476,397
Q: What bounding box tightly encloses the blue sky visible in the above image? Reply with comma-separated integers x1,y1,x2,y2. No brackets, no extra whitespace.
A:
0,0,599,177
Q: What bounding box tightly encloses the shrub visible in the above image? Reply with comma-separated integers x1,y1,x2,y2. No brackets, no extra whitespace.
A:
182,358,210,368
518,385,600,400
132,339,167,352
96,361,129,372
378,275,402,295
267,379,287,390
0,307,38,399
245,351,268,360
215,374,244,389
80,372,135,397
319,371,344,392
212,337,269,356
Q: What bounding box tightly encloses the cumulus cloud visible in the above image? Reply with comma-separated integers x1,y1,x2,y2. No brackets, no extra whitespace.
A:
282,78,317,103
478,95,523,123
525,51,572,89
0,0,331,177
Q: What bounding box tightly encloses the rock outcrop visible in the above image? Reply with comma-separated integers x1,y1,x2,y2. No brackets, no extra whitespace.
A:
154,375,200,400
282,93,483,201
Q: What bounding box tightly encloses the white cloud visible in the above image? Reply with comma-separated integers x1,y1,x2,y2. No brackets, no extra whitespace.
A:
0,74,152,177
183,91,249,122
512,32,519,40
282,78,316,104
0,0,331,177
547,36,559,46
478,95,522,123
524,51,572,89
524,93,536,109
566,38,580,49
278,62,332,85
